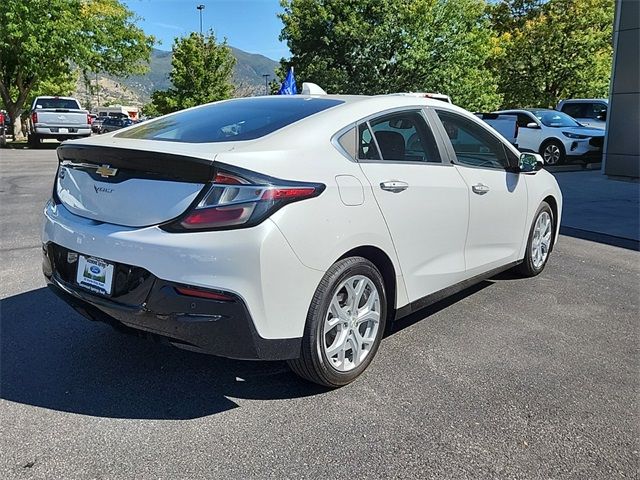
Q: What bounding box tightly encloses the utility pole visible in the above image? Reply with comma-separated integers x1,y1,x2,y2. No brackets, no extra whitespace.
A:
197,4,205,35
95,72,100,107
262,74,270,95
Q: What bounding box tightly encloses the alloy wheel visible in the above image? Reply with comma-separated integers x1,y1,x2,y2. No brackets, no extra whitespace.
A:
543,144,561,165
322,275,381,372
531,211,552,269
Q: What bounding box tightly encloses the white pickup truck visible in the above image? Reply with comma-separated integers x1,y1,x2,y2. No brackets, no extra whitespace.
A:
28,96,91,146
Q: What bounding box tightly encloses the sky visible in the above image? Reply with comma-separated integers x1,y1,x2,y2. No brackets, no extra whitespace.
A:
122,0,290,60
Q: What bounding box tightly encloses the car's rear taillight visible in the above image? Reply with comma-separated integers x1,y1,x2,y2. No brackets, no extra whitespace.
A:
162,165,325,232
32,112,38,124
87,114,92,125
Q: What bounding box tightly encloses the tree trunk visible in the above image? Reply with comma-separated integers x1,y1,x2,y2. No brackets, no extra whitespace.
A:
8,106,25,140
0,80,33,141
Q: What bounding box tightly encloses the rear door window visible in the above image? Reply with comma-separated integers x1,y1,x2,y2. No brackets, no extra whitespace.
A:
358,111,441,163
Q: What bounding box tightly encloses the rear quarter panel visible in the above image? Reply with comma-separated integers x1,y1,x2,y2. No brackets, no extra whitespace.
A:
215,143,410,310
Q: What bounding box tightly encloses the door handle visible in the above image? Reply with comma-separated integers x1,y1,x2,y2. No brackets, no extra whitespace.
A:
471,183,490,195
380,181,409,193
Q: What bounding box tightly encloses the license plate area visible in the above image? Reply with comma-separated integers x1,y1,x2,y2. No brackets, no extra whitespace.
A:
76,255,115,296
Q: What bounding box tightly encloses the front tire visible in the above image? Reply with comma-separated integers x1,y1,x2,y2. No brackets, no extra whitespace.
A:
288,257,387,387
540,140,565,165
517,202,554,277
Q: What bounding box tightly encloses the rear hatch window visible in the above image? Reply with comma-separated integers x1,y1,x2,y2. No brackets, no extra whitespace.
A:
115,97,343,143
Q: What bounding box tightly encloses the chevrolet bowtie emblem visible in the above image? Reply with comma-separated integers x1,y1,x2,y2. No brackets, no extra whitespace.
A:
95,165,118,178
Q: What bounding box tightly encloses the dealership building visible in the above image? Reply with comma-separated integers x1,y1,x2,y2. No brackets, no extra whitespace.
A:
603,0,639,178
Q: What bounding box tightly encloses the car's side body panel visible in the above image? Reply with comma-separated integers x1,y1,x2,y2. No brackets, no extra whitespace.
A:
168,142,414,311
358,161,469,302
453,166,529,275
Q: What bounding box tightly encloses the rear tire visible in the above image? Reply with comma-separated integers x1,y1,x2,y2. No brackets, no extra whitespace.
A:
28,133,41,148
517,202,554,277
288,257,387,387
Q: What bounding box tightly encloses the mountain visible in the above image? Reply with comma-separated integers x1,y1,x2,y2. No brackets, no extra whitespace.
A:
75,47,279,107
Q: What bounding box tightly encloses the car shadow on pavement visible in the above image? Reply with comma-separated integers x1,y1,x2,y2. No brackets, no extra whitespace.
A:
0,287,327,420
559,226,640,251
2,279,501,420
386,280,494,336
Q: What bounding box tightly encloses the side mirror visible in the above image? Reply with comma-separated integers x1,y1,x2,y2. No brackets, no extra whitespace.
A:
525,122,540,129
519,152,544,173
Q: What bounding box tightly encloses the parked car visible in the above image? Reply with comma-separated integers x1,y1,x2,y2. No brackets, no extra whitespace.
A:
494,109,605,165
42,94,562,387
556,99,608,129
91,116,109,133
475,112,519,147
99,117,134,133
27,96,91,146
0,110,7,146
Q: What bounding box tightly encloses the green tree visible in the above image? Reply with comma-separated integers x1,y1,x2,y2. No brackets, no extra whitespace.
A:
491,0,614,107
0,0,153,138
141,101,161,118
488,0,546,33
149,32,236,115
278,0,501,111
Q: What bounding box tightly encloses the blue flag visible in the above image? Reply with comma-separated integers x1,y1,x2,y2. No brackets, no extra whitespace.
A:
278,67,297,95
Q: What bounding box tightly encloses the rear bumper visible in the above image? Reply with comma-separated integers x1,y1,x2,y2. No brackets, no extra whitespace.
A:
35,126,91,138
43,243,301,360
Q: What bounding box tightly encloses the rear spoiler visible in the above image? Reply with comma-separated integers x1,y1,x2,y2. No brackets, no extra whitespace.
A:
57,144,216,183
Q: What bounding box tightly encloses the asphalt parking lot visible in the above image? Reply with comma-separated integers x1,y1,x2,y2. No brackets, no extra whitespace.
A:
1,147,638,479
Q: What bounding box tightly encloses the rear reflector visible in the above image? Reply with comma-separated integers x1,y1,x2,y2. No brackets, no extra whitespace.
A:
175,286,235,302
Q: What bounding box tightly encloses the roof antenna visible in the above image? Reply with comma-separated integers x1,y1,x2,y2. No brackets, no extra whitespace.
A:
301,83,327,95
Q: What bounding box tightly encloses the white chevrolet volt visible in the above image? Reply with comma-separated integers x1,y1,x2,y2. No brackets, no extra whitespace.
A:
42,94,562,387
